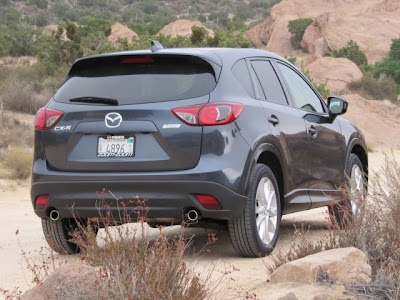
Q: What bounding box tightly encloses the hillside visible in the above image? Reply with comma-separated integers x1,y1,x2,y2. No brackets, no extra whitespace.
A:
0,0,280,34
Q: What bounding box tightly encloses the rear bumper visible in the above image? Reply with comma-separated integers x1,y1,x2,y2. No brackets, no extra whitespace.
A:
31,180,247,221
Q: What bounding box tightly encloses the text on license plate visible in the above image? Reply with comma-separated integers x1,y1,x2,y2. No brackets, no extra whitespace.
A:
97,136,134,157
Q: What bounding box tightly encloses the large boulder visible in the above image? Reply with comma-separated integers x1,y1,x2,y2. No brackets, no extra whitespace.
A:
270,247,371,284
21,263,99,300
305,57,363,93
158,19,214,38
108,22,139,42
302,10,400,64
247,0,400,63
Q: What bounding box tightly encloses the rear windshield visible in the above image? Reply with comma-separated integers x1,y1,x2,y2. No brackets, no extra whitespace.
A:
54,55,218,105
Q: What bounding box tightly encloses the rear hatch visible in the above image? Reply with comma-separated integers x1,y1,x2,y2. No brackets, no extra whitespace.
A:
42,54,220,172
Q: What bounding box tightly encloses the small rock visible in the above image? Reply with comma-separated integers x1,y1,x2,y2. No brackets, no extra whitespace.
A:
270,247,371,285
278,292,299,300
21,263,99,300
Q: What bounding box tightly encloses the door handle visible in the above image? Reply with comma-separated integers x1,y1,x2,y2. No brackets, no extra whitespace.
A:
308,125,317,137
268,115,279,126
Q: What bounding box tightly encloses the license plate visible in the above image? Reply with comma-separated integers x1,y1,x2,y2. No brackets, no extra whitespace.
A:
97,136,134,157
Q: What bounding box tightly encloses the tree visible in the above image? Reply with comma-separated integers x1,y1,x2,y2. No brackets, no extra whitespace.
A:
288,18,313,49
190,25,208,46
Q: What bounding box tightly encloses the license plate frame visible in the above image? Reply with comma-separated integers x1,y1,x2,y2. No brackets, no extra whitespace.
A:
97,136,135,158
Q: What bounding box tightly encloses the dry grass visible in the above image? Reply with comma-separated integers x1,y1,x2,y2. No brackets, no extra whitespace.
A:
66,200,214,300
0,80,50,115
1,147,33,180
2,198,216,300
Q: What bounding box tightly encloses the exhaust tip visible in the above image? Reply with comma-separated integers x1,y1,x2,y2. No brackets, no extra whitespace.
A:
49,209,60,221
187,209,199,222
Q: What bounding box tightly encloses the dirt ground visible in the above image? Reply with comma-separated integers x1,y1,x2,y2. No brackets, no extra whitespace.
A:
0,149,398,299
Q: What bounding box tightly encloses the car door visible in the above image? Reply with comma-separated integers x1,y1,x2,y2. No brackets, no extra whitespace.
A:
274,61,345,208
248,59,311,213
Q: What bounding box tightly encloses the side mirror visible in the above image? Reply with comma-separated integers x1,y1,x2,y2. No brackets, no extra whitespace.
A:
328,96,348,116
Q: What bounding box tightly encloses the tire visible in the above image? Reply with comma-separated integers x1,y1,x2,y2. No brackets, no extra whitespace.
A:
328,154,366,228
229,164,282,257
42,218,98,254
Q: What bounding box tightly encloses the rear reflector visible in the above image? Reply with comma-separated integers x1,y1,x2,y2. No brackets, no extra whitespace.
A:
35,195,49,210
196,195,222,210
172,102,243,126
35,108,64,130
121,56,154,64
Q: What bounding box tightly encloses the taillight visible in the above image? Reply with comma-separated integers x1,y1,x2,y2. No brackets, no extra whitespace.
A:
35,108,64,130
196,195,222,210
35,195,49,210
172,102,243,126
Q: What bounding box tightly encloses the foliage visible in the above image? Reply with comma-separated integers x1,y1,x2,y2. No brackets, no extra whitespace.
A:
0,0,280,33
190,25,208,46
369,38,400,90
348,73,398,103
30,0,48,9
328,40,368,67
70,213,212,299
288,18,313,49
0,68,50,114
78,16,113,37
1,147,33,180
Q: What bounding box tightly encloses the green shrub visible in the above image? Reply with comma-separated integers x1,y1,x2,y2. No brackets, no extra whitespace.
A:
288,18,313,49
190,25,208,46
328,40,368,67
348,73,398,103
371,38,400,89
2,147,32,179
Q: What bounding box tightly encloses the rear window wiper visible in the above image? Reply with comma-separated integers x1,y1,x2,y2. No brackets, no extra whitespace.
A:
69,97,119,106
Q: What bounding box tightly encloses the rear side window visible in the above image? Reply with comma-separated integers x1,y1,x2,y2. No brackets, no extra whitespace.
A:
251,60,288,106
54,55,218,105
232,59,255,98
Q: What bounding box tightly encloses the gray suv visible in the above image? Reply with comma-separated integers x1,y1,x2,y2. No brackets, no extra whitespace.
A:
31,44,368,257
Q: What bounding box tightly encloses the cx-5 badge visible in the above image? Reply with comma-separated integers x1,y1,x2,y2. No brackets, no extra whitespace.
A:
105,112,122,128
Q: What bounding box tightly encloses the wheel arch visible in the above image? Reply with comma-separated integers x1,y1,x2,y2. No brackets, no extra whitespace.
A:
245,143,286,213
349,142,368,183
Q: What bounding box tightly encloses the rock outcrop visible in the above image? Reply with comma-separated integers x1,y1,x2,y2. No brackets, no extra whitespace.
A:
305,57,363,92
108,22,139,42
158,19,214,38
270,247,371,284
247,0,400,63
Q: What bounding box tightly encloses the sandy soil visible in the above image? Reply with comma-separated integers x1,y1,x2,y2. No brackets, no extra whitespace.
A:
0,149,398,298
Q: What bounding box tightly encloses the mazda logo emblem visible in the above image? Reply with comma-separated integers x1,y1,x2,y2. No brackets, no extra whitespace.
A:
105,112,123,128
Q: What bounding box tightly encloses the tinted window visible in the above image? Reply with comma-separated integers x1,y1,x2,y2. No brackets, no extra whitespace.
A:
276,63,324,113
251,60,288,105
232,59,255,98
54,55,218,105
